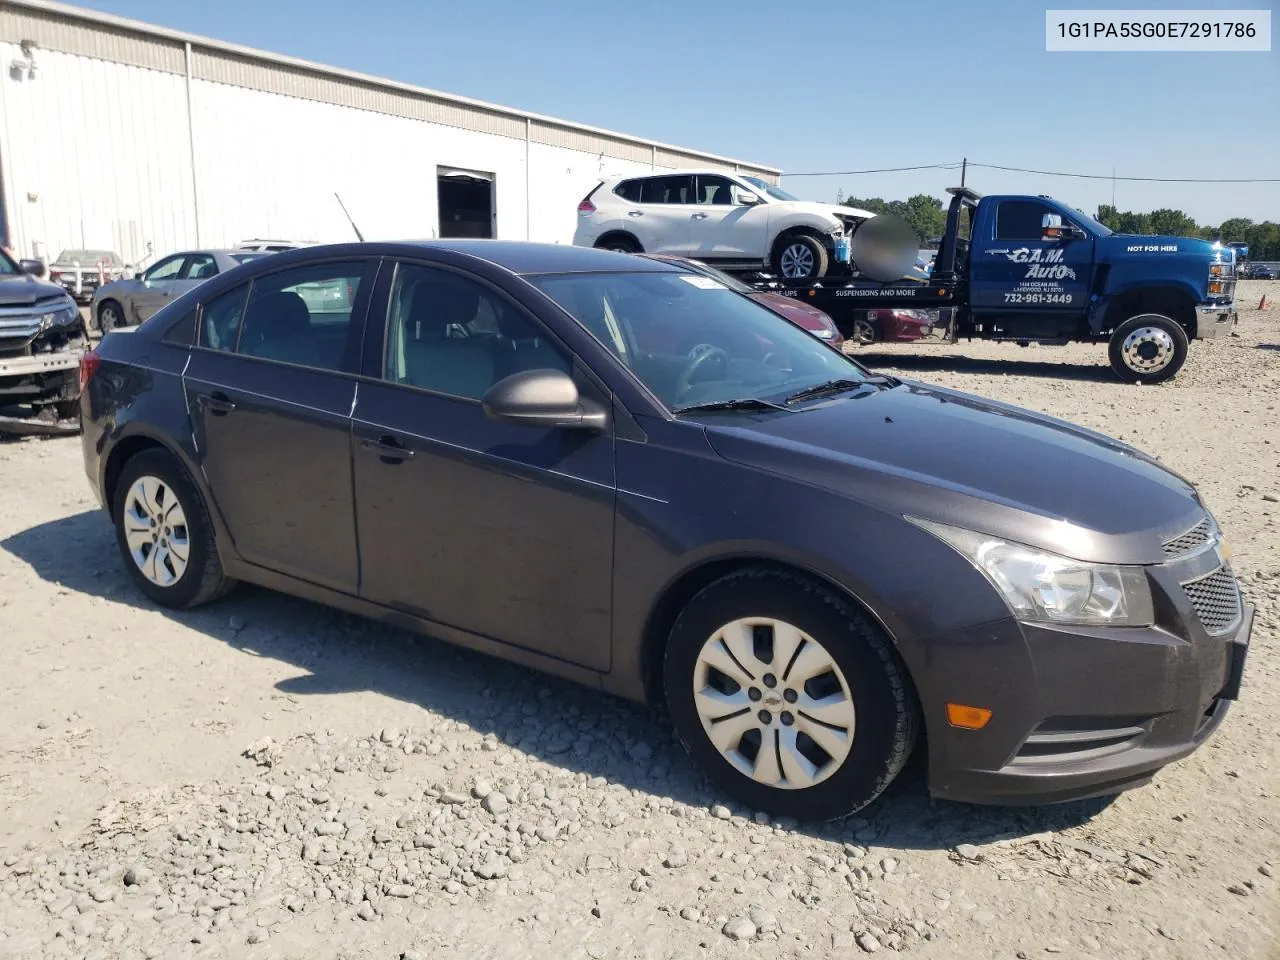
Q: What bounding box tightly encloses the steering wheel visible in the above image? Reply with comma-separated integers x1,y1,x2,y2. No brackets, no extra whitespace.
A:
675,344,730,400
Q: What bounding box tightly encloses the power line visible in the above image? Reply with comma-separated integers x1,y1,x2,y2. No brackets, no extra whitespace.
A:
782,162,962,178
781,159,1280,183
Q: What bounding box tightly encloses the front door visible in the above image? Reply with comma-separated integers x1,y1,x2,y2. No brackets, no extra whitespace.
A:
351,259,616,671
131,254,187,322
687,174,771,260
182,257,378,592
971,199,1093,320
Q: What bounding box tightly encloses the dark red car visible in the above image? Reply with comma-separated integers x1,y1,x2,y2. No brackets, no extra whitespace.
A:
639,255,844,348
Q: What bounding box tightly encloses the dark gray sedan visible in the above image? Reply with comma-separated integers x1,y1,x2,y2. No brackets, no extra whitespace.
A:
89,249,268,333
80,241,1251,820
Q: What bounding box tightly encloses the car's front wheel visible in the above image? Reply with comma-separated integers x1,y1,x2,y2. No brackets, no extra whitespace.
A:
97,299,124,334
663,568,917,821
112,449,236,608
771,233,829,280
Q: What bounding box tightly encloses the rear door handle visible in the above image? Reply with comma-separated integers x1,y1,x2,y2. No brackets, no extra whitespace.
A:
691,213,708,220
363,434,415,464
627,211,643,218
199,392,235,415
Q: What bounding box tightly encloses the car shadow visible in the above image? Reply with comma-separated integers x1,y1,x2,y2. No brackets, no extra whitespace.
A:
855,350,1120,383
3,510,1112,850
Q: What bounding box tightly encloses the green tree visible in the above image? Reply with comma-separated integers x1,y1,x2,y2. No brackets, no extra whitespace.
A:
844,194,946,241
1148,209,1200,237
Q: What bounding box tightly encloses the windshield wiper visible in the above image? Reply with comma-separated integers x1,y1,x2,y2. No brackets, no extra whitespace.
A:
783,378,875,405
673,397,790,415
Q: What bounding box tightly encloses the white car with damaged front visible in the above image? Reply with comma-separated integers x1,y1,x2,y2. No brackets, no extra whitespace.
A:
574,170,873,280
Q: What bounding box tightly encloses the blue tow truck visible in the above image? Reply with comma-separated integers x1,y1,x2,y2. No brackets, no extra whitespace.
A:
754,186,1238,383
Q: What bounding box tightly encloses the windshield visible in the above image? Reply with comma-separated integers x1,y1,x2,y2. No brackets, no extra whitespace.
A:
741,175,800,203
529,270,870,411
1063,205,1113,237
55,249,116,263
672,259,753,294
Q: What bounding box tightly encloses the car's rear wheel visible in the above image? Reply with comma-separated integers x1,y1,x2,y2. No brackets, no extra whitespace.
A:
772,233,829,280
112,449,236,608
663,568,917,821
98,299,124,334
1108,313,1188,384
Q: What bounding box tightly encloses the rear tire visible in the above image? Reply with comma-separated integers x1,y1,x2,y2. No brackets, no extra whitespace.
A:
1108,313,1188,384
595,235,641,254
771,233,829,281
112,448,236,609
663,567,917,821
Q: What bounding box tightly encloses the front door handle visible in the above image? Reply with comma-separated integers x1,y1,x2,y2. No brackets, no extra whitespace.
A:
199,392,236,416
627,211,643,218
363,435,415,464
691,212,708,220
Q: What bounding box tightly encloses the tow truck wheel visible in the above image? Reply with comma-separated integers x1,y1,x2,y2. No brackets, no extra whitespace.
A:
772,233,829,281
98,300,124,335
1108,313,1188,384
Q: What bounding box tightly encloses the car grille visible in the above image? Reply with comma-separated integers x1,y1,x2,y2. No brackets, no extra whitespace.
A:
1162,517,1213,558
1181,567,1242,637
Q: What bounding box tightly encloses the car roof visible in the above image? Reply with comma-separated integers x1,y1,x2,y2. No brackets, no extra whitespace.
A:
398,240,684,275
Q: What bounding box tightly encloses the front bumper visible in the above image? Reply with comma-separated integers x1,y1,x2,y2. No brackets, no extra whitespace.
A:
1195,303,1236,340
927,589,1251,806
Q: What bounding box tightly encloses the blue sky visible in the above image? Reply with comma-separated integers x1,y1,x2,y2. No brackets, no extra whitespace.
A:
75,0,1279,226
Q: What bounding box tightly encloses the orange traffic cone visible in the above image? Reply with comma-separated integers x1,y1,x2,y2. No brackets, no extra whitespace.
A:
1260,294,1273,310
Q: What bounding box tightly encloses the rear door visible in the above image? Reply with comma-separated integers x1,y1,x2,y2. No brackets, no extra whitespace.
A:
688,174,771,260
182,257,379,592
131,254,188,322
630,175,695,254
971,199,1093,318
350,258,616,670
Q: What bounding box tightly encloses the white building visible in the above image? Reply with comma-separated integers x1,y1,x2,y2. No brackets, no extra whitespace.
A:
0,0,779,267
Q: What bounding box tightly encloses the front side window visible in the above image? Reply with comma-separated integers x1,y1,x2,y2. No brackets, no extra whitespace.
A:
694,175,736,206
530,269,867,411
144,256,185,282
639,175,693,205
236,261,371,371
384,263,570,401
996,201,1055,241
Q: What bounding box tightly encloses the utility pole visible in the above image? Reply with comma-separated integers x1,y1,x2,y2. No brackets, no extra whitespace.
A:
1112,166,1116,208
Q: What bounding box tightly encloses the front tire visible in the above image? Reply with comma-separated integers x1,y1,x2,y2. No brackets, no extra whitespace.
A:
1108,313,1188,384
595,235,641,254
98,299,124,335
112,449,236,608
771,233,829,281
663,568,917,821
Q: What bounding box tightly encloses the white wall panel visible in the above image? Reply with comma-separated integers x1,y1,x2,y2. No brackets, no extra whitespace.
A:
0,43,193,264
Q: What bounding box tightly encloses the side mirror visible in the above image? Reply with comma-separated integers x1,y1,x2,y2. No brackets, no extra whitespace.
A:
19,259,45,278
1041,212,1085,241
481,369,610,431
735,190,759,206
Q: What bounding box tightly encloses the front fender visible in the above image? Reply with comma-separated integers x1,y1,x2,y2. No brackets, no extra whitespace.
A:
1094,278,1202,333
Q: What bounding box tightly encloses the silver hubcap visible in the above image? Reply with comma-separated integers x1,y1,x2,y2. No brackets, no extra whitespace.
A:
101,305,119,330
779,243,815,278
122,476,190,587
692,617,856,790
1121,326,1175,374
852,319,877,344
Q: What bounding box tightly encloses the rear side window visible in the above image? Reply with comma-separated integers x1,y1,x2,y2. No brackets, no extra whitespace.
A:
161,309,197,346
199,285,249,351
996,201,1055,241
614,179,643,203
640,175,693,204
236,260,372,372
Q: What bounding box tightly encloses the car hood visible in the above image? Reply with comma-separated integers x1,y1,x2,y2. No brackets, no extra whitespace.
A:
780,201,875,224
702,380,1205,564
0,274,71,306
748,292,833,332
1104,234,1230,262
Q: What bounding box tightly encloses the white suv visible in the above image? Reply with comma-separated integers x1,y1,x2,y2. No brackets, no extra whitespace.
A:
574,171,874,280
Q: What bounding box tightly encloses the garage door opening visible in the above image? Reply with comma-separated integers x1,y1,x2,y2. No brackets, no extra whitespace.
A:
437,168,495,239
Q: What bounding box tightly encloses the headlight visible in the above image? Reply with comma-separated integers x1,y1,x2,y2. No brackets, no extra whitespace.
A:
908,518,1154,627
38,299,79,332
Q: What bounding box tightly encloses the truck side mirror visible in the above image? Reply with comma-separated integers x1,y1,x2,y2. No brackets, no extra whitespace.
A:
1041,213,1084,242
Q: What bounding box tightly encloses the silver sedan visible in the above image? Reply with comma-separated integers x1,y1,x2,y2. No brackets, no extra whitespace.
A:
89,249,268,333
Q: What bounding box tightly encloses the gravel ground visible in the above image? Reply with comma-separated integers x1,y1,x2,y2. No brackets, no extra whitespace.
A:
0,281,1277,960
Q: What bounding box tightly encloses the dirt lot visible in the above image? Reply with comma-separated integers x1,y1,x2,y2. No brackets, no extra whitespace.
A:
1,282,1277,960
